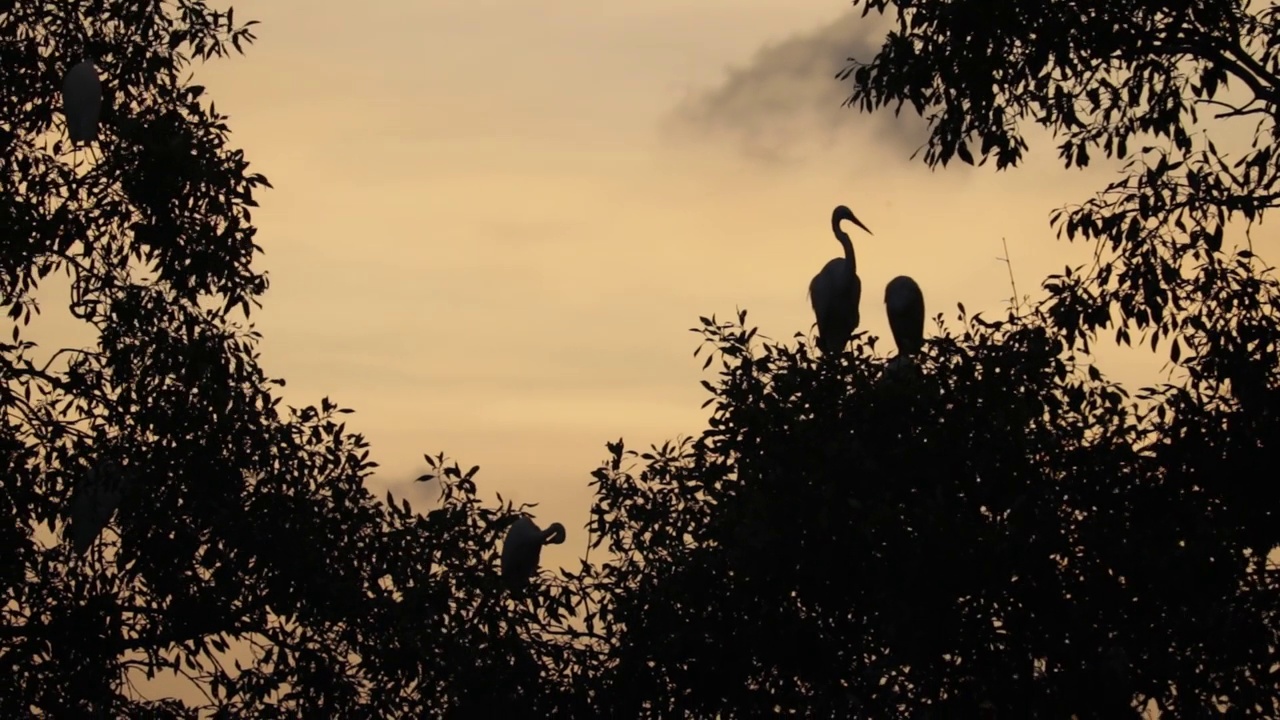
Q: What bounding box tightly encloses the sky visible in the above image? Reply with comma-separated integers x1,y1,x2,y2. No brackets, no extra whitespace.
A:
31,1,1254,579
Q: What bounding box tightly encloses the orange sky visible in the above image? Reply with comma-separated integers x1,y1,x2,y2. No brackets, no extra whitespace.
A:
29,0,1268,582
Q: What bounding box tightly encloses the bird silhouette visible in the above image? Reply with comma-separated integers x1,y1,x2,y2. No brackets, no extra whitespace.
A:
501,516,567,589
61,58,103,146
809,205,873,355
884,275,926,359
67,459,129,555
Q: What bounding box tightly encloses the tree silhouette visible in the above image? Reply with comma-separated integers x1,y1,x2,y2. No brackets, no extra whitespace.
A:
838,0,1280,404
563,1,1280,717
575,309,1278,718
1,3,586,716
7,1,1279,717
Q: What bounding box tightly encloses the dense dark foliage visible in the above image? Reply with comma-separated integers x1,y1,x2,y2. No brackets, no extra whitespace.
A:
3,0,1279,717
572,0,1280,715
547,0,1280,714
578,310,1279,718
0,2,585,717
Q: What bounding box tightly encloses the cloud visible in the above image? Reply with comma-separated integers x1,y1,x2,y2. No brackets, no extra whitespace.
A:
661,10,931,168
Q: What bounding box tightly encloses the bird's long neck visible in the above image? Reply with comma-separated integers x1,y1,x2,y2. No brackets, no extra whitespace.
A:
835,230,857,273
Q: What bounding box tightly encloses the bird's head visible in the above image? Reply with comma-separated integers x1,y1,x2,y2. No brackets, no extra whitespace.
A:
884,275,922,307
542,522,567,545
832,205,873,238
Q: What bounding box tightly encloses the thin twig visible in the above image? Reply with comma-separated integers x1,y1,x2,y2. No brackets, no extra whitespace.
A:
582,516,595,624
997,237,1023,314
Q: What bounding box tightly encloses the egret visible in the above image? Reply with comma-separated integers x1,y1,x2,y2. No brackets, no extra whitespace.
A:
500,516,566,589
61,58,102,146
809,205,873,355
67,459,128,555
884,275,926,358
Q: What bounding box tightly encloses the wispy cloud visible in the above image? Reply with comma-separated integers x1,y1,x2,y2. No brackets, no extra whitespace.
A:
660,10,931,168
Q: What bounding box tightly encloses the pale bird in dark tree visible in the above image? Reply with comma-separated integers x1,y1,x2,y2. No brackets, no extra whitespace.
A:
809,205,873,355
885,275,926,359
66,459,129,555
501,515,567,589
61,58,103,146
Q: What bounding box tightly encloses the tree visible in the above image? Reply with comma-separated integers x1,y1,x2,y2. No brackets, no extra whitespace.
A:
1,3,588,716
561,2,1280,715
574,310,1279,718
837,0,1280,409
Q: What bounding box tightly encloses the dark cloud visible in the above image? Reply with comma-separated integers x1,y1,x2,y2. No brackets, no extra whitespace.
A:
662,10,931,168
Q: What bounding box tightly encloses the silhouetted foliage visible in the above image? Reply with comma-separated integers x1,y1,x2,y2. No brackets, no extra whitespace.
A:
1,2,589,717
8,1,1280,717
838,0,1280,405
575,311,1279,718
558,1,1280,715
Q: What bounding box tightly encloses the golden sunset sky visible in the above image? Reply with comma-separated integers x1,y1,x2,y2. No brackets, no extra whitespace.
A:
36,0,1263,579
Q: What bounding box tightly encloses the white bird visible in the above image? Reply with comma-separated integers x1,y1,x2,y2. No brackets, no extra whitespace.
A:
67,459,128,555
500,516,566,589
809,205,873,356
61,58,103,146
884,275,926,359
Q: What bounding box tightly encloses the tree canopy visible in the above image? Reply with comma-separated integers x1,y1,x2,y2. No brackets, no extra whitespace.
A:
840,0,1280,404
574,307,1280,718
2,0,1278,718
1,2,580,716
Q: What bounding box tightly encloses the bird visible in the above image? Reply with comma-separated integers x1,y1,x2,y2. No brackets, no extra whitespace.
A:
809,205,873,356
66,459,128,555
61,58,103,146
500,515,567,589
884,275,926,359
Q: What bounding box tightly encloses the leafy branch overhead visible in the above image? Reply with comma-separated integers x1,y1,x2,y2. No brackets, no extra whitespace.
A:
841,0,1280,397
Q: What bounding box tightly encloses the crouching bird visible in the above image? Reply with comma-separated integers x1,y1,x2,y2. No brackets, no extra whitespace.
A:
500,516,567,589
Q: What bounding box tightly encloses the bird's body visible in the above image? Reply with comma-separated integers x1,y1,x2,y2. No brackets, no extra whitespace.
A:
810,258,862,355
67,460,127,555
501,516,567,589
809,205,873,355
884,275,926,358
61,58,102,145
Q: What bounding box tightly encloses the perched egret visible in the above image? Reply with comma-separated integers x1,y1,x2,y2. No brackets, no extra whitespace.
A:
809,205,873,355
61,58,102,146
884,275,926,358
500,516,566,589
67,459,128,555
